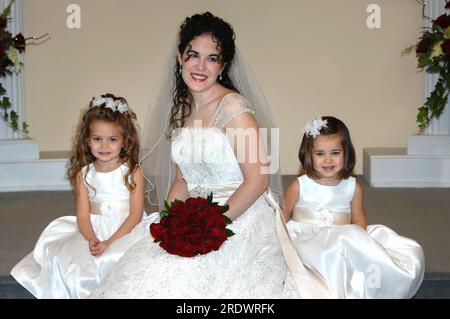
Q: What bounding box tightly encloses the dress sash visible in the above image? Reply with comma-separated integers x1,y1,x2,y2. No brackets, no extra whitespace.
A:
89,199,129,216
292,207,351,225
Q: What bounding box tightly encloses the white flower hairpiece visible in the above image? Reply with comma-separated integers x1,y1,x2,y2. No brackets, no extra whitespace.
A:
91,96,129,114
303,116,328,138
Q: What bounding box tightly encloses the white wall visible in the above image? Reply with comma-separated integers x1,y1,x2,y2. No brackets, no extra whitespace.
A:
22,0,424,174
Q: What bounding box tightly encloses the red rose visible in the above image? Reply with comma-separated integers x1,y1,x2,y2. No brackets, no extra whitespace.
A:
441,39,450,57
149,192,234,257
150,223,167,241
205,227,227,250
205,212,226,229
171,238,197,257
13,33,25,53
209,227,227,240
434,14,450,29
416,37,432,55
186,197,208,206
0,16,6,28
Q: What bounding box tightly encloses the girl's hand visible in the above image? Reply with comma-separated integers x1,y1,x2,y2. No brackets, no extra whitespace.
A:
94,241,110,257
88,237,101,256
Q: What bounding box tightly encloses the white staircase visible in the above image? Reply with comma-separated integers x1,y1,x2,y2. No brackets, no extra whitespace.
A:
0,139,71,191
363,135,450,188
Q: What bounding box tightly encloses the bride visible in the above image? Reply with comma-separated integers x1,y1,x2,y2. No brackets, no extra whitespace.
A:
90,12,316,299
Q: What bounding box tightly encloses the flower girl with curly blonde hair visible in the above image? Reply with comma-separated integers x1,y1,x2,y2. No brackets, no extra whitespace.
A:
11,93,153,299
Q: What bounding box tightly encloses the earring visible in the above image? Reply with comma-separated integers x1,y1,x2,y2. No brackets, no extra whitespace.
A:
219,74,223,81
179,65,182,75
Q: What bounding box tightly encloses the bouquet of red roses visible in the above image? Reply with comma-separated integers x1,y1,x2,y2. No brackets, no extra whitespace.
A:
149,192,234,258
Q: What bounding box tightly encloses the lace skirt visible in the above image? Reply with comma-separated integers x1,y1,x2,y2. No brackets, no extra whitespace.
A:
90,196,289,299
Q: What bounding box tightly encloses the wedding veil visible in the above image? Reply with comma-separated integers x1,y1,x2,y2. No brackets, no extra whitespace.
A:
140,47,283,209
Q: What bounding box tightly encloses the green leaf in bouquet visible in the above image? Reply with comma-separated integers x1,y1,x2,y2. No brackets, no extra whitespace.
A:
172,198,181,204
223,214,232,225
226,229,235,237
207,192,213,204
221,204,229,214
160,209,169,217
164,200,171,212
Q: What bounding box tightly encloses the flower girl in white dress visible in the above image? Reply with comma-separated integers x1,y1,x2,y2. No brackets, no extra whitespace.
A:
283,116,425,298
10,94,151,298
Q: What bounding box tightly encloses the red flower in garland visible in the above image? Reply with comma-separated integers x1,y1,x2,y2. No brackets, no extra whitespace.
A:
13,33,25,53
150,193,234,258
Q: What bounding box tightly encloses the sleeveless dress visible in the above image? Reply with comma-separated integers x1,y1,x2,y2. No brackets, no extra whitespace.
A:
10,164,151,298
287,175,425,298
90,93,294,298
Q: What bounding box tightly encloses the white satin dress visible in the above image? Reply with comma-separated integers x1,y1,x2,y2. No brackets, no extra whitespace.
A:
287,175,425,298
90,93,297,299
10,164,152,299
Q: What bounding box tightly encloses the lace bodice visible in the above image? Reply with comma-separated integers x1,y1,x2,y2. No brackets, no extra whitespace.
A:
208,93,255,128
171,93,255,187
171,128,243,185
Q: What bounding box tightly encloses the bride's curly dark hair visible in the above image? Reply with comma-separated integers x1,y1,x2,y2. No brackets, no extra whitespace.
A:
169,12,239,133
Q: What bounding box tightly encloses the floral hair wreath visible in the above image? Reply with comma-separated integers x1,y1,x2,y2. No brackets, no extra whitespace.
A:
91,96,129,114
303,116,328,138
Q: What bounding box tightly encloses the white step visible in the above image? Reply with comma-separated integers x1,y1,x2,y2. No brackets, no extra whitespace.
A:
363,148,450,187
0,151,71,192
0,138,39,161
408,135,450,156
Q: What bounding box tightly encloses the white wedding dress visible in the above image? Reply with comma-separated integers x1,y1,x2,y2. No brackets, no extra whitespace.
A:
90,93,296,299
